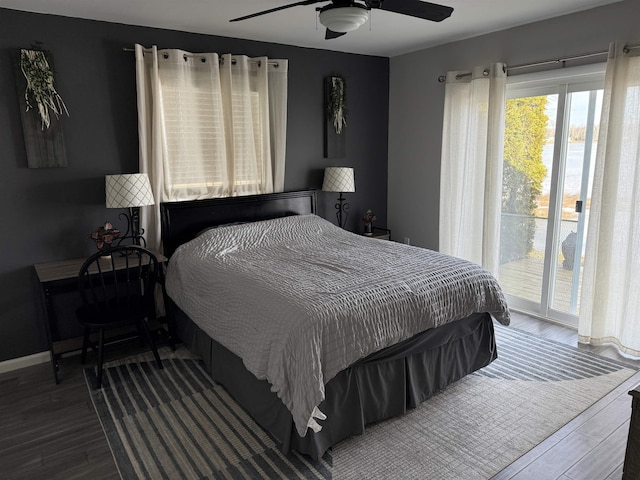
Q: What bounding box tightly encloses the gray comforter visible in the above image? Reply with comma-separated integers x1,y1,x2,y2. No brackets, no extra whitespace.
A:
165,214,510,437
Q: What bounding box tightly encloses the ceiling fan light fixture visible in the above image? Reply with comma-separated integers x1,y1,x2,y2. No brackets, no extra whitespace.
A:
318,6,369,33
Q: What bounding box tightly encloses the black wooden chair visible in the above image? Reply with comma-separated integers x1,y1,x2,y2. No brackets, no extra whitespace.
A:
77,245,163,388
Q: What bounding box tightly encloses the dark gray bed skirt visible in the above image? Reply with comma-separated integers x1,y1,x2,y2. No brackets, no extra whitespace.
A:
174,309,497,461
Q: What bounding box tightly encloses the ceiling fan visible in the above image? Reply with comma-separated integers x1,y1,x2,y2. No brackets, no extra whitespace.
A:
230,0,454,40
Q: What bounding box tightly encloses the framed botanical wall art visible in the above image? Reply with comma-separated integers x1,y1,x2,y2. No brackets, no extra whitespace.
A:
13,44,68,168
324,74,347,159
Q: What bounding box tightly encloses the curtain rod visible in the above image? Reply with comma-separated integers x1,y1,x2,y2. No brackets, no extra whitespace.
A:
122,47,280,67
437,43,640,82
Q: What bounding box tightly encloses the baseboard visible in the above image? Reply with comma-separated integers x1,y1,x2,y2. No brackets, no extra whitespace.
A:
0,351,50,374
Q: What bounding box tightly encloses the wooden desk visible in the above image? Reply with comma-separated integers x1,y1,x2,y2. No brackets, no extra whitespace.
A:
34,252,169,384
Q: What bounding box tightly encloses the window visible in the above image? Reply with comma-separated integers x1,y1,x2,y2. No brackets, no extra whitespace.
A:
499,63,605,325
161,73,227,194
160,68,268,198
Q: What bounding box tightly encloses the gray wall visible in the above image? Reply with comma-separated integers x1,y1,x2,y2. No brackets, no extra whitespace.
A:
388,0,640,251
0,8,389,361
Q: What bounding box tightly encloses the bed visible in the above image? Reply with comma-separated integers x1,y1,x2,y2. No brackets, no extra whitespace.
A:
160,190,510,460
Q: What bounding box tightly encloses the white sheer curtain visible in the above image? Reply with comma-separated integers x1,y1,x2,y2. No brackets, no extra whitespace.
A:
439,63,506,275
579,43,640,357
268,61,288,193
134,44,288,251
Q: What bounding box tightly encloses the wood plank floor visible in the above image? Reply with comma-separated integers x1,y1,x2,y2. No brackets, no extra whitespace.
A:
1,312,638,479
493,312,640,480
0,354,119,480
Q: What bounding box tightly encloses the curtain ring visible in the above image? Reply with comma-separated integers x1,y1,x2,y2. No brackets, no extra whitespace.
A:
163,53,169,59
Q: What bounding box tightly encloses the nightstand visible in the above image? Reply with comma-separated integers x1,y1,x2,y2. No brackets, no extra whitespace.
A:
363,226,391,241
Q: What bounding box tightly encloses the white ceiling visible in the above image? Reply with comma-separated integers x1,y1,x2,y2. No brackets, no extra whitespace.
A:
0,0,622,57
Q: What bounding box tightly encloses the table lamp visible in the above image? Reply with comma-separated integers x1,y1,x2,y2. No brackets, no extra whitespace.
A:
105,173,155,246
322,167,355,229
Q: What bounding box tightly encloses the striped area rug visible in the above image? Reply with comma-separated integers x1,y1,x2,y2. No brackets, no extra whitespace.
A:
86,324,637,479
479,324,631,382
86,355,330,479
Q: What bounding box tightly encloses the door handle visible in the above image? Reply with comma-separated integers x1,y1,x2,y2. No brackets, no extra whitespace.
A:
575,200,583,213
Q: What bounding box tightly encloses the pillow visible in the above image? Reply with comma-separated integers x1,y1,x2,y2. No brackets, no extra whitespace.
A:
196,222,248,238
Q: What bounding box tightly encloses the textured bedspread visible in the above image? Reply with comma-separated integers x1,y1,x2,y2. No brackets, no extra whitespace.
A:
165,214,510,437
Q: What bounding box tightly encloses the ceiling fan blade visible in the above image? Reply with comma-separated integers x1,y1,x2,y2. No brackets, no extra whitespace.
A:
325,28,347,40
377,0,453,22
230,0,326,22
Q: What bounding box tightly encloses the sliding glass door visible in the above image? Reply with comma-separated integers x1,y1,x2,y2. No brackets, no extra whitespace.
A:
498,65,604,326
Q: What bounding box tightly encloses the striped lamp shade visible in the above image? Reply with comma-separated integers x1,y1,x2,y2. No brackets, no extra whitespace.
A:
105,174,155,208
322,167,355,193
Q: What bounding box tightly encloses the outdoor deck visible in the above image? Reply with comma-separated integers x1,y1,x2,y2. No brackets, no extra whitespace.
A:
498,255,582,315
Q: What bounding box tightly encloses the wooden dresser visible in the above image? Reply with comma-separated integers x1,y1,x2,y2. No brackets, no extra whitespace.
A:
624,386,640,479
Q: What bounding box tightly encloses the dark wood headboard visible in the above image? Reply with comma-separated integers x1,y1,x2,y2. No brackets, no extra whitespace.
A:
160,190,317,257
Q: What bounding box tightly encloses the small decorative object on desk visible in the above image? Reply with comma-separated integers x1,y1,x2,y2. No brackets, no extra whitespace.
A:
363,209,376,235
89,222,120,257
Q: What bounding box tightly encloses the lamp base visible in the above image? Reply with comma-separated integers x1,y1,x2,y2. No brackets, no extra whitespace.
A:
334,192,350,229
115,208,147,247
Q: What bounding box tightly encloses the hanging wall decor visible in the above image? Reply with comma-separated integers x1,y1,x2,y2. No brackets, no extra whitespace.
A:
324,74,347,158
13,43,69,168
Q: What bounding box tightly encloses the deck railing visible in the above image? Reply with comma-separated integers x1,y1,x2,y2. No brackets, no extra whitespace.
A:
499,213,583,315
